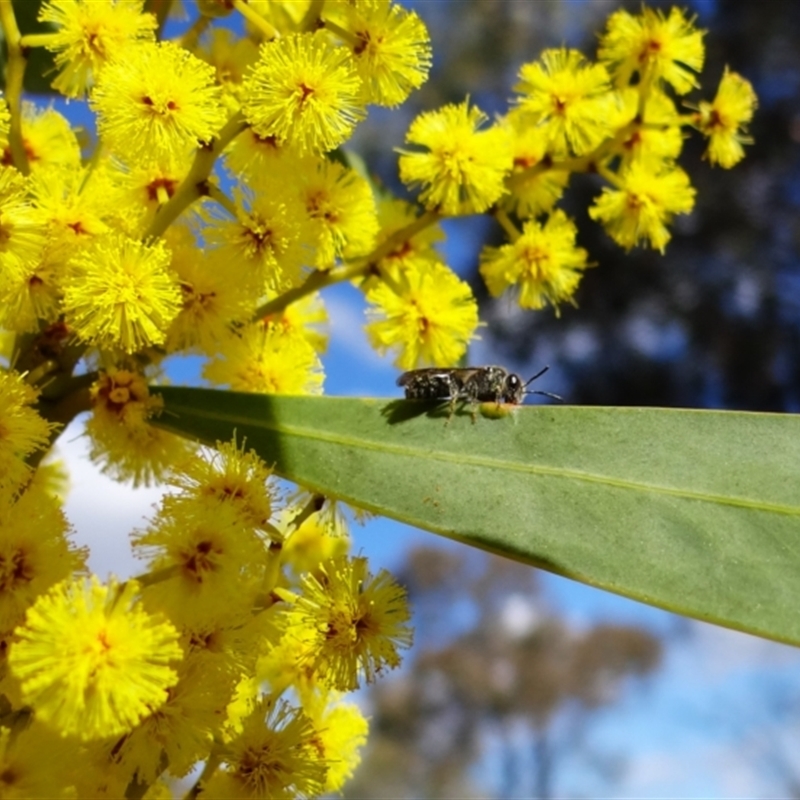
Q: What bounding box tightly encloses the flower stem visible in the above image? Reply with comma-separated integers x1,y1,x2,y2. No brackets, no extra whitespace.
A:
206,183,238,217
0,0,30,174
300,0,326,31
322,18,360,47
493,207,521,241
185,751,223,800
150,0,174,38
26,381,94,471
145,111,249,240
287,493,326,534
18,32,57,48
253,210,440,320
179,13,211,51
232,0,280,40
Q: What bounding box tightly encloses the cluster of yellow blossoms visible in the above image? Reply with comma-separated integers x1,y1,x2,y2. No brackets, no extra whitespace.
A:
0,0,755,796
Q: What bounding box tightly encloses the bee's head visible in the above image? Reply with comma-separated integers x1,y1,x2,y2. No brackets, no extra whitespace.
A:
502,372,525,404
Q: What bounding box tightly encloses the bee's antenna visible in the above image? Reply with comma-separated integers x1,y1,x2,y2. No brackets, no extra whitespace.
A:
526,390,564,403
523,365,563,403
523,365,550,388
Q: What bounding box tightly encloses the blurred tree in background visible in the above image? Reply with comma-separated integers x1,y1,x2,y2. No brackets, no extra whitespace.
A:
344,547,661,799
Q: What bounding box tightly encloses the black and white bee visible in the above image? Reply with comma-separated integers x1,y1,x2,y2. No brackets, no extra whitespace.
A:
397,365,560,420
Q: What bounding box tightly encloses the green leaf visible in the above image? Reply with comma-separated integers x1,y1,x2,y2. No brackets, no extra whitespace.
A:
152,387,800,646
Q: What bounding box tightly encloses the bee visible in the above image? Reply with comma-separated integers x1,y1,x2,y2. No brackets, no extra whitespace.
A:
397,365,560,421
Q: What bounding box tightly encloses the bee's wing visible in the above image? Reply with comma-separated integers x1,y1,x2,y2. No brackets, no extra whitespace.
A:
397,368,449,387
452,368,482,381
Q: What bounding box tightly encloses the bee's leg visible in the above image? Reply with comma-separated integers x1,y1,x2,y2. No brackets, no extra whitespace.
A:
465,384,480,424
444,396,457,426
443,375,461,426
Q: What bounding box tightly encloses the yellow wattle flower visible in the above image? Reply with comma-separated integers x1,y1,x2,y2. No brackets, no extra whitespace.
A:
333,0,432,107
205,698,328,798
0,103,81,172
203,322,325,395
163,438,278,536
695,68,758,169
480,210,589,314
0,371,56,492
365,258,479,370
515,48,616,157
297,156,379,267
91,40,226,161
62,232,182,353
399,100,512,215
0,482,85,631
589,161,696,253
9,577,182,740
242,32,365,154
38,0,157,98
86,369,192,487
598,6,705,94
285,555,413,691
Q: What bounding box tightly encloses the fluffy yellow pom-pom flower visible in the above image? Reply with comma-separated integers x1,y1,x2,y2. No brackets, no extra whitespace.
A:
302,692,369,794
242,32,365,154
0,370,56,492
297,156,379,266
38,0,157,97
285,555,413,691
598,6,705,95
0,167,47,278
163,438,278,536
0,103,81,172
590,161,696,253
205,174,314,292
203,322,325,395
206,698,328,799
366,258,479,369
86,368,193,487
91,41,225,161
480,210,589,314
515,48,616,157
0,483,85,631
62,232,182,353
334,0,432,107
9,577,182,740
0,722,79,798
503,110,571,219
399,100,512,215
695,68,758,168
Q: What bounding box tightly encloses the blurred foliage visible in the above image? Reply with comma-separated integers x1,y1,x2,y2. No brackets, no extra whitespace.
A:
344,546,661,799
355,0,800,411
